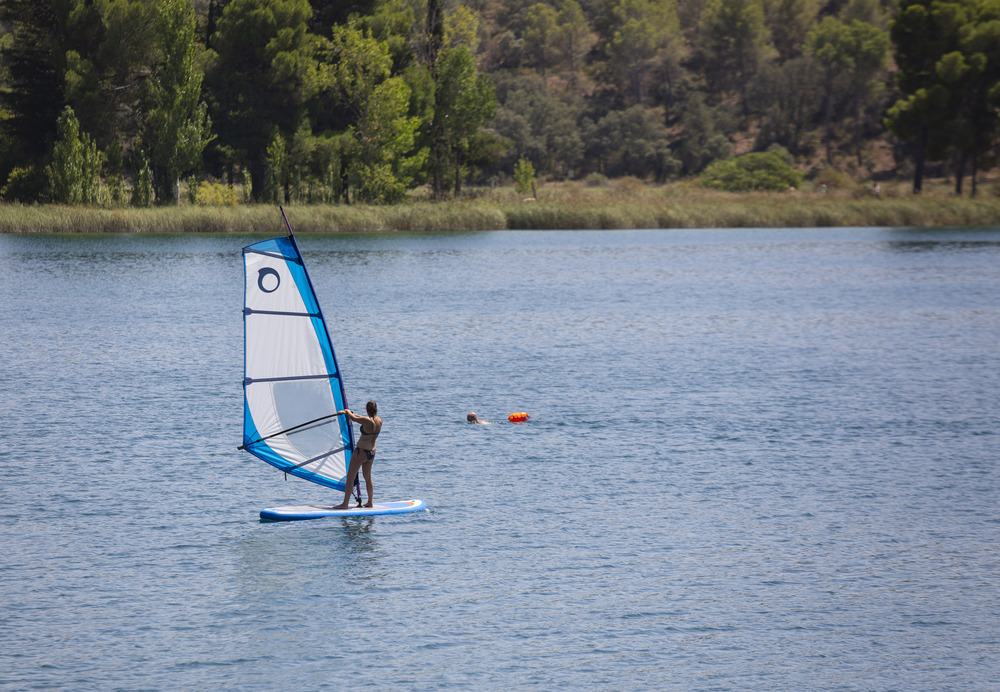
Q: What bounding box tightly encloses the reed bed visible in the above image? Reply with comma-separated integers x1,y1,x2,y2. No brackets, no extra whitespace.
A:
2,184,999,234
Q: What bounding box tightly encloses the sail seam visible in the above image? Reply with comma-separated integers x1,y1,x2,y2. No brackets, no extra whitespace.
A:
244,248,303,264
239,412,345,450
244,308,321,318
244,374,338,385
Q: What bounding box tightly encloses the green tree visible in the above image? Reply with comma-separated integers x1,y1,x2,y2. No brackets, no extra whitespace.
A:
143,0,214,205
328,24,423,202
806,17,888,165
131,148,155,207
433,46,498,194
264,131,288,203
423,0,447,195
514,155,537,196
354,0,418,72
678,92,732,174
762,0,820,59
356,77,423,202
937,1,1000,194
698,0,775,115
207,0,322,198
493,75,584,179
425,0,445,76
63,1,158,154
47,106,103,204
0,0,66,172
523,3,560,77
606,0,684,106
554,0,597,85
885,0,973,192
748,57,823,155
585,105,679,180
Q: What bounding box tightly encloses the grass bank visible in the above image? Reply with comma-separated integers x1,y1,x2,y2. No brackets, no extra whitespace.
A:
2,182,999,233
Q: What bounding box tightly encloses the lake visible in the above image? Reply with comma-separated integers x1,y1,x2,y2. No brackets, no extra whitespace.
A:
1,227,998,690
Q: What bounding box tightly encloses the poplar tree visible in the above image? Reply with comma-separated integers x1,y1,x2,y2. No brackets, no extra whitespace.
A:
328,24,423,203
144,0,214,204
425,0,446,197
434,46,497,194
47,106,103,205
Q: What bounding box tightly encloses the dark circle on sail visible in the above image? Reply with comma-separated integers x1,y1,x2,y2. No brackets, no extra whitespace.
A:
258,267,281,293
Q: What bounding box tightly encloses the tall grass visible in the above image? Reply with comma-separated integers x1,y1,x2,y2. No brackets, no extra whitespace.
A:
2,182,999,234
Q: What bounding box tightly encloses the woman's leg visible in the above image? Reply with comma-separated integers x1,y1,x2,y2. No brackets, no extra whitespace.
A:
361,458,374,506
332,456,362,509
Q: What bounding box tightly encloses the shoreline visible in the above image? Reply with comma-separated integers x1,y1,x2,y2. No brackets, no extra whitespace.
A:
2,192,1000,234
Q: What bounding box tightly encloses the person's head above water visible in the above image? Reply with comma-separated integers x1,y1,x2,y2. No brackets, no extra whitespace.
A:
467,412,479,423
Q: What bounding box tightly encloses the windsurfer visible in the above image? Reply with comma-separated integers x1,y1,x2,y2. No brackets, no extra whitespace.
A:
332,400,382,509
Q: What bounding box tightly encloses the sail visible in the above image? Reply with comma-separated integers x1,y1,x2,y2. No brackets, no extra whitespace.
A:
241,232,354,490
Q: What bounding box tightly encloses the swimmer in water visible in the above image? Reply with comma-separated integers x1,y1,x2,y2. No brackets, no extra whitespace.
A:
467,412,491,424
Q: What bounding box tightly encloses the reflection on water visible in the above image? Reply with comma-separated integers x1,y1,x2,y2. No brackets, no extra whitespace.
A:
884,240,1000,252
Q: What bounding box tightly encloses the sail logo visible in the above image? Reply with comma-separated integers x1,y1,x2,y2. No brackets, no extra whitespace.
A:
258,267,281,293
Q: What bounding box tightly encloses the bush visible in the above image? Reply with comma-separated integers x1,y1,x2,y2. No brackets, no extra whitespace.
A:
701,151,803,192
194,181,240,206
106,174,129,207
2,166,48,202
812,167,853,191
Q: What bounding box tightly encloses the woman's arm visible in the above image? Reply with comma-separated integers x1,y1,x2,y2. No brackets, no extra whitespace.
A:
339,409,372,426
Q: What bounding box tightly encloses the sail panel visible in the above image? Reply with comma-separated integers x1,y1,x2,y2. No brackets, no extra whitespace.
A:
245,312,330,382
242,235,353,490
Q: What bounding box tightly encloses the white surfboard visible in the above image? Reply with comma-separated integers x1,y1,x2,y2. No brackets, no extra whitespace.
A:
260,499,427,522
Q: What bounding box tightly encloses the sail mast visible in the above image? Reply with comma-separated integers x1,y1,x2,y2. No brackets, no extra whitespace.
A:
279,207,355,456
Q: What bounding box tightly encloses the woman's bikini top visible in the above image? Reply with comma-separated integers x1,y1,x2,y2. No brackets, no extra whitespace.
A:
357,418,381,445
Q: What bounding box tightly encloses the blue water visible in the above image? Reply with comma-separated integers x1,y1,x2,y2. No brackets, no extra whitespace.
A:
2,227,998,690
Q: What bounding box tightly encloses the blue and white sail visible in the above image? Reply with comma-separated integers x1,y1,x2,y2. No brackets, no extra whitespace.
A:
241,227,354,490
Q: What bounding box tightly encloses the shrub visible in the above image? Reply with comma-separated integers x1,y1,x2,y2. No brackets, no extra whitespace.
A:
813,167,853,191
194,181,240,206
514,156,536,197
2,166,48,202
701,151,803,192
106,174,129,207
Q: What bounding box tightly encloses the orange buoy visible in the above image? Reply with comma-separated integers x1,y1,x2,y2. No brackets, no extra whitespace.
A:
508,412,530,423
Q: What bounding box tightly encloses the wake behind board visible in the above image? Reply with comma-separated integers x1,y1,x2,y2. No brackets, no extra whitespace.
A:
260,499,426,522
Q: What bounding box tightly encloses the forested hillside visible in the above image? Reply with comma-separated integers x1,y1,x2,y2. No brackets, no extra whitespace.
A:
1,0,998,206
